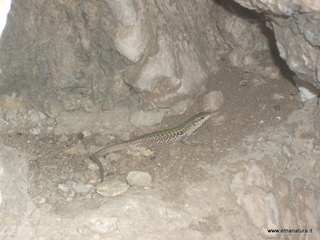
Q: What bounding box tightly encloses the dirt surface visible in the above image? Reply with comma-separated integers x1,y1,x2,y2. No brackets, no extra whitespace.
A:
1,49,307,239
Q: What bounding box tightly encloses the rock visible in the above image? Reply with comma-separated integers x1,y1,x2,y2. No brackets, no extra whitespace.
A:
202,91,224,112
228,51,240,67
73,182,94,195
217,11,269,51
235,0,320,89
170,98,195,115
272,93,285,100
297,86,318,102
28,109,40,122
129,109,165,127
229,159,279,237
58,181,94,196
126,171,152,187
111,14,149,63
29,127,41,135
107,0,149,62
80,129,92,138
96,180,129,197
43,99,63,118
0,0,10,38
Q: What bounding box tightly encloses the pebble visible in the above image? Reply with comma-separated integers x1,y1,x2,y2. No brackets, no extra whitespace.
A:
43,99,63,118
81,129,92,138
58,181,94,196
29,127,42,135
202,91,224,112
29,110,40,122
228,51,240,67
96,180,129,197
272,93,285,100
170,98,195,115
126,171,152,187
73,182,94,195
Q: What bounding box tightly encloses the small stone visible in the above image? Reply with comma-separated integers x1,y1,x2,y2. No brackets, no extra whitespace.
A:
96,180,129,197
73,182,94,195
272,94,285,100
43,99,63,118
239,80,248,86
38,111,47,120
228,51,239,67
29,109,40,122
81,129,92,138
29,127,41,135
58,181,94,196
170,98,195,115
203,91,224,112
126,171,152,187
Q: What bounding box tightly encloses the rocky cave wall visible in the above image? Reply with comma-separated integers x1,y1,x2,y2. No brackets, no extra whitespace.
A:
0,0,319,129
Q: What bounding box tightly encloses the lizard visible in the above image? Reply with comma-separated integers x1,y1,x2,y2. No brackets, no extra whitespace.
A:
90,112,212,183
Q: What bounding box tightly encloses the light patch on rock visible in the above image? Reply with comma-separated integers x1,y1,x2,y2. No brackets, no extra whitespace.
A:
88,216,118,234
252,78,267,86
129,109,165,127
112,15,149,63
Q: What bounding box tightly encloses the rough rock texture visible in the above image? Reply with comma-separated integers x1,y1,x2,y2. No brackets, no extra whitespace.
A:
234,0,320,89
1,0,319,131
0,0,225,112
0,142,35,237
102,0,223,108
0,0,133,112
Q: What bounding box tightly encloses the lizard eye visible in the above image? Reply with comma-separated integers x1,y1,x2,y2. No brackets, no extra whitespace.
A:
177,131,183,135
